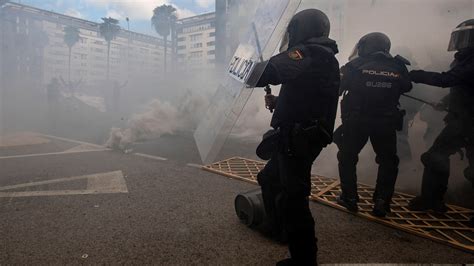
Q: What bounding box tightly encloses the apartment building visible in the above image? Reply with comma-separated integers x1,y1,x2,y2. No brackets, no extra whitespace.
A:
175,12,216,72
0,2,169,91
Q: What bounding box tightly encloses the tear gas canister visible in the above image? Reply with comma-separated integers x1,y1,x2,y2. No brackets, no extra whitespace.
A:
234,188,267,228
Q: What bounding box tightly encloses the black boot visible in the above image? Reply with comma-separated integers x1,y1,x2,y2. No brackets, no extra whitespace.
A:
372,199,388,217
408,196,432,211
384,201,392,214
408,196,447,213
337,195,358,212
432,200,448,213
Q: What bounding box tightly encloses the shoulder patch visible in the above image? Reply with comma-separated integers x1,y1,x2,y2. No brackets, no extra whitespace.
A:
288,49,304,60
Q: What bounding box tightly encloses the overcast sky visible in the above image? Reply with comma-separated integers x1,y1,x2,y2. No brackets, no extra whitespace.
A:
14,0,216,35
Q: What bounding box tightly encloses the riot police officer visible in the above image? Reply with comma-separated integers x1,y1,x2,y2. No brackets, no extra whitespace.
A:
253,9,340,265
408,20,474,216
337,33,412,217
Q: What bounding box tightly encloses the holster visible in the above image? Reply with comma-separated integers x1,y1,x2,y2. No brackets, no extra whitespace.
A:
256,129,281,160
396,109,406,131
288,120,331,157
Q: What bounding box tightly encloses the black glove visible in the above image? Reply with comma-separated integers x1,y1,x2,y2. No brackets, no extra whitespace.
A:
264,94,278,110
409,70,428,83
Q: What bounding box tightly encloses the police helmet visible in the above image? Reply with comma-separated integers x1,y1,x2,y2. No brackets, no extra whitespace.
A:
286,9,330,48
448,19,474,52
349,32,391,60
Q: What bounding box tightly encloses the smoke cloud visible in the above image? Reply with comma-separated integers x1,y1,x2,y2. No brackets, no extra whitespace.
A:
1,0,472,205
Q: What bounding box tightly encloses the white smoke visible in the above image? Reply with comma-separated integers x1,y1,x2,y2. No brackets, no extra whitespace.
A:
105,89,208,151
231,89,276,141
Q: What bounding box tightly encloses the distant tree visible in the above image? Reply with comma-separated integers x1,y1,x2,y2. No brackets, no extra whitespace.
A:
151,4,177,74
99,17,121,81
63,25,80,90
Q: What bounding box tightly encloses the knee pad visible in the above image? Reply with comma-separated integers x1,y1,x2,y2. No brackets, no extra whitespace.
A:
283,194,314,231
257,168,276,187
256,171,268,186
337,151,358,165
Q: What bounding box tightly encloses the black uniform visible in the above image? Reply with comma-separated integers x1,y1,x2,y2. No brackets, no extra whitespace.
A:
254,11,340,265
409,49,474,209
338,52,412,211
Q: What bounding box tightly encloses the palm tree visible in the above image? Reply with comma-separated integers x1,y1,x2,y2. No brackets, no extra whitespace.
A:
151,4,177,74
99,17,121,81
63,25,80,90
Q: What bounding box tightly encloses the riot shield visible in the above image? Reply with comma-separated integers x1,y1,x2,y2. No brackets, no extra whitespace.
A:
194,0,301,164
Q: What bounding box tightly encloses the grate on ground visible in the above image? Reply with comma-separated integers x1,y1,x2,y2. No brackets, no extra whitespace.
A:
203,156,474,253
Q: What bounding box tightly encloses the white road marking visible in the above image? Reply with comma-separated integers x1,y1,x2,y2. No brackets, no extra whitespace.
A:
0,133,110,159
63,144,104,153
38,134,106,149
134,153,167,161
0,132,51,147
0,171,128,197
0,148,108,160
186,163,203,169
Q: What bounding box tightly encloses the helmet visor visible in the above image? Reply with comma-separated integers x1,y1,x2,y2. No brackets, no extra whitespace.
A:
348,43,359,61
448,26,474,51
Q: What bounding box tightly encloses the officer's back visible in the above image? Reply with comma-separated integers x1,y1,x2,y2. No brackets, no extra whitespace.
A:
341,52,412,117
336,32,412,217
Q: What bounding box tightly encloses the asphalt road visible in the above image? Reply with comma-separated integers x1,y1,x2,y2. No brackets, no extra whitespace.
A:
0,133,473,264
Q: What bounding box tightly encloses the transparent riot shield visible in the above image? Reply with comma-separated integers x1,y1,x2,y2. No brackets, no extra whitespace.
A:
194,0,302,164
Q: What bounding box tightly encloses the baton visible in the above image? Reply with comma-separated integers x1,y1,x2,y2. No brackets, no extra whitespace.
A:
252,22,273,113
401,93,449,112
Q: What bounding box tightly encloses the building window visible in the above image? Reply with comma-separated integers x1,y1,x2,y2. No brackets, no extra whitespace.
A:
183,23,212,34
189,33,202,41
207,50,215,55
189,51,203,58
209,32,215,37
177,45,186,50
207,41,215,46
177,37,186,42
192,43,202,48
